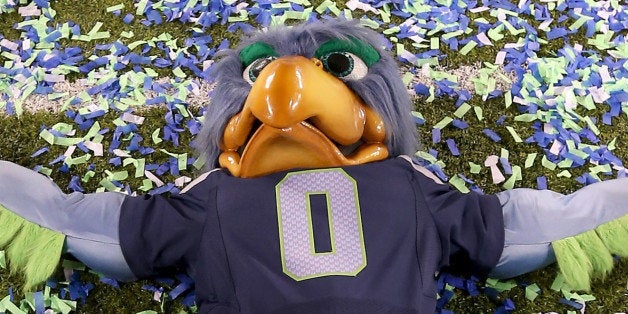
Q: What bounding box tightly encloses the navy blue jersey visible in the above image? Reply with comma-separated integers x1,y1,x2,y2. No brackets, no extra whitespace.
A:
119,157,504,313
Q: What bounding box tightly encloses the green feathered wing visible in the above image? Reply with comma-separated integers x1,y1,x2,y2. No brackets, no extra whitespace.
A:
0,204,65,291
552,214,628,291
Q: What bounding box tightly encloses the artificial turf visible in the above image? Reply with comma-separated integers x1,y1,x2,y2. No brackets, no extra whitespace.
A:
1,0,628,313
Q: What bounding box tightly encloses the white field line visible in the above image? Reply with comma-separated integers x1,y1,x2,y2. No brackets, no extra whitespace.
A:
1,64,515,114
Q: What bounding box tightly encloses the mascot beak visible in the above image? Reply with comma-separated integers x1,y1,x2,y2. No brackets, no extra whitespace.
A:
220,56,388,178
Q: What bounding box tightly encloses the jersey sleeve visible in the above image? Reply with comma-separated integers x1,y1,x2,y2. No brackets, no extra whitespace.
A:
414,170,505,276
118,175,217,279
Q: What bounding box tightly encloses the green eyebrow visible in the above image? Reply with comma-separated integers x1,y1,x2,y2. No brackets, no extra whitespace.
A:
239,42,279,67
314,38,380,67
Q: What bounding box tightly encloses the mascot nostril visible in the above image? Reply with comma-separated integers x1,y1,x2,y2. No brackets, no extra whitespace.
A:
1,18,628,313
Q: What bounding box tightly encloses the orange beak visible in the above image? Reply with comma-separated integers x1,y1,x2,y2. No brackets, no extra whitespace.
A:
219,56,388,178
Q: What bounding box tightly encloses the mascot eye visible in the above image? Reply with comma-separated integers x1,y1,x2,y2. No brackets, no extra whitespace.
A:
320,52,368,81
243,56,277,85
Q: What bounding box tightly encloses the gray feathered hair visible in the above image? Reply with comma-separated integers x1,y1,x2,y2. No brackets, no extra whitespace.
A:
194,19,419,170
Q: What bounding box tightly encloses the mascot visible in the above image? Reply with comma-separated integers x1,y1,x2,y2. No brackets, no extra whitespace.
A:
1,19,628,313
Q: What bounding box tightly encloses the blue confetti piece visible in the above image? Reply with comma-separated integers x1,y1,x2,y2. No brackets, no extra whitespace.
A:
537,176,547,190
446,138,460,156
99,277,120,288
483,129,502,142
68,175,85,193
432,128,442,143
182,291,196,307
33,291,44,314
559,298,583,309
30,147,50,158
123,13,134,24
169,282,191,299
499,157,512,175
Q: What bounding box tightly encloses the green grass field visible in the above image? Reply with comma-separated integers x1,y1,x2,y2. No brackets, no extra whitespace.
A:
1,0,628,312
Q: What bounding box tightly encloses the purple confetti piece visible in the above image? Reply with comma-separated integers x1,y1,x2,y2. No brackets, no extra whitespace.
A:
30,147,50,158
432,128,441,143
445,138,460,156
169,282,191,299
483,128,502,142
34,291,44,314
537,176,547,190
99,277,120,288
559,298,583,309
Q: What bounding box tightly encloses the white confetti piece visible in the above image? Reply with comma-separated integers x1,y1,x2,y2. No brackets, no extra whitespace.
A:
83,141,104,156
0,38,18,51
113,149,132,157
476,32,493,46
121,112,146,124
144,170,164,187
589,86,610,103
174,176,192,187
485,155,506,184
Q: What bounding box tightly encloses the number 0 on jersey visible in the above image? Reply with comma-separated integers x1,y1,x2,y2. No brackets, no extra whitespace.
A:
276,169,367,281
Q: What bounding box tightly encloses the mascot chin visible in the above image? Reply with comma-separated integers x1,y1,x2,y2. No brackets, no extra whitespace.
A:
2,19,628,313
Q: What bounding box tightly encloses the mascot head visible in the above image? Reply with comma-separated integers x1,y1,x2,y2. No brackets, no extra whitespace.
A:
195,19,418,178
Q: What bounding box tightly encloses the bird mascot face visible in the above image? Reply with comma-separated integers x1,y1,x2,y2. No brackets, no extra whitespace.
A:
195,19,419,177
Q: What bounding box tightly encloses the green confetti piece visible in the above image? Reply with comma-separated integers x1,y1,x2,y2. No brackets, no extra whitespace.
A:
315,0,334,13
173,67,186,78
50,295,75,314
568,292,596,302
106,3,125,12
589,164,612,174
525,283,540,301
433,117,453,129
430,37,439,49
152,128,163,144
140,179,154,192
39,129,55,145
449,175,470,193
442,30,463,40
504,126,523,143
458,40,477,55
557,159,573,168
453,103,471,118
473,106,483,121
485,278,517,292
557,170,572,178
82,170,95,183
178,153,188,171
105,170,129,181
502,165,521,190
99,178,120,192
541,155,557,170
415,151,437,164
514,113,538,122
63,154,92,166
136,158,146,178
62,259,85,271
487,24,505,41
583,116,600,135
469,162,481,174
37,166,52,176
608,137,617,150
136,0,148,15
504,91,512,108
402,72,414,86
0,296,26,314
500,148,509,159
